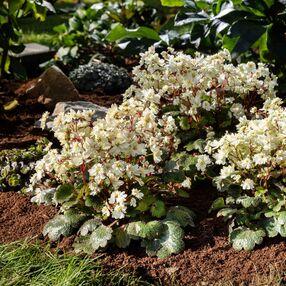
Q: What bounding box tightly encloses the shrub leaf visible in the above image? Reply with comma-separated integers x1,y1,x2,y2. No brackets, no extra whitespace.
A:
229,227,266,251
90,225,113,250
54,184,74,203
142,221,185,258
114,227,131,248
166,206,195,227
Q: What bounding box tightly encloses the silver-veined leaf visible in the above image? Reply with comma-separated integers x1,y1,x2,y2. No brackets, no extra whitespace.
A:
90,225,113,250
166,206,195,227
229,227,266,251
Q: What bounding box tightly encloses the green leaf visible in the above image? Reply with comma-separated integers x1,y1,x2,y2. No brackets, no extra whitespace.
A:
114,227,131,248
136,195,156,212
64,209,87,225
179,116,191,130
7,174,20,187
126,221,146,237
3,99,18,111
161,0,185,7
43,215,73,241
85,195,103,208
217,208,237,220
90,225,113,250
79,219,101,236
106,24,160,42
229,20,267,56
166,206,195,227
268,24,286,63
260,218,279,238
236,196,261,208
209,197,225,213
222,35,240,52
141,238,161,257
142,221,185,258
9,0,25,14
55,184,74,203
185,139,205,152
143,221,165,239
151,200,166,218
229,227,266,251
163,170,186,183
73,235,94,254
277,211,286,225
177,189,190,198
53,23,67,33
269,212,286,237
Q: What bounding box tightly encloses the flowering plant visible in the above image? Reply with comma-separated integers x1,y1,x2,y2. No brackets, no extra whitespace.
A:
29,47,277,256
208,98,286,250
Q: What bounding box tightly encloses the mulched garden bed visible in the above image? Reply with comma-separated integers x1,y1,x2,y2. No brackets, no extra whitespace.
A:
1,190,286,285
0,79,123,149
1,79,286,285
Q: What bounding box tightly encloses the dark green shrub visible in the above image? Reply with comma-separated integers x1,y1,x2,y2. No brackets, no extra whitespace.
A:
0,0,55,79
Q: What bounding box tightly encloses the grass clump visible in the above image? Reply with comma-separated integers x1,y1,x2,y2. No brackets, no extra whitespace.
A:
0,241,148,286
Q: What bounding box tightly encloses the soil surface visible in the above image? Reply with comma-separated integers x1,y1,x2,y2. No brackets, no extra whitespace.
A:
0,192,57,243
0,190,286,285
0,79,123,150
1,79,286,285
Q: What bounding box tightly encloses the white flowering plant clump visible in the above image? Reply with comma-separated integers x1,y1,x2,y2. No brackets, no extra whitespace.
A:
208,98,286,251
31,105,194,258
29,47,278,257
128,47,277,177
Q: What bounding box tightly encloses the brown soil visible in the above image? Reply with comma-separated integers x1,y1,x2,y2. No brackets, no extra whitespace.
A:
0,79,123,150
0,192,56,243
1,79,286,285
0,190,285,285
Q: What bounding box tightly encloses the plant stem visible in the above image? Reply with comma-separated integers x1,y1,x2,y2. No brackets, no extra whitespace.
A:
0,48,8,78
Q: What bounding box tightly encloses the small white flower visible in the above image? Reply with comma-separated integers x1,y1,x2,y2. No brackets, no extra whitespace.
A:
102,206,111,217
40,111,50,130
130,198,137,207
112,204,127,219
253,154,268,165
181,177,192,188
241,178,255,190
220,165,235,179
109,191,127,204
196,154,211,172
131,188,144,200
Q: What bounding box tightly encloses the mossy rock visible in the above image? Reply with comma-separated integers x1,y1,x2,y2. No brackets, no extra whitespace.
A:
69,62,132,95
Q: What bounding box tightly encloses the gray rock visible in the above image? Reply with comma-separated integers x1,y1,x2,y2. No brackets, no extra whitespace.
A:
52,101,107,118
9,43,52,58
35,101,108,130
26,66,80,110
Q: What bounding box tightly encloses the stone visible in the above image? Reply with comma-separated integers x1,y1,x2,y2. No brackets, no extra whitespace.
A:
52,101,107,119
10,43,52,58
26,65,80,110
35,101,108,130
9,43,55,77
69,62,132,94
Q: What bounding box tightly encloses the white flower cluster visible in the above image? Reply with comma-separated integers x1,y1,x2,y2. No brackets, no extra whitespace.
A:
127,47,277,119
29,47,278,221
29,99,179,220
207,98,286,192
